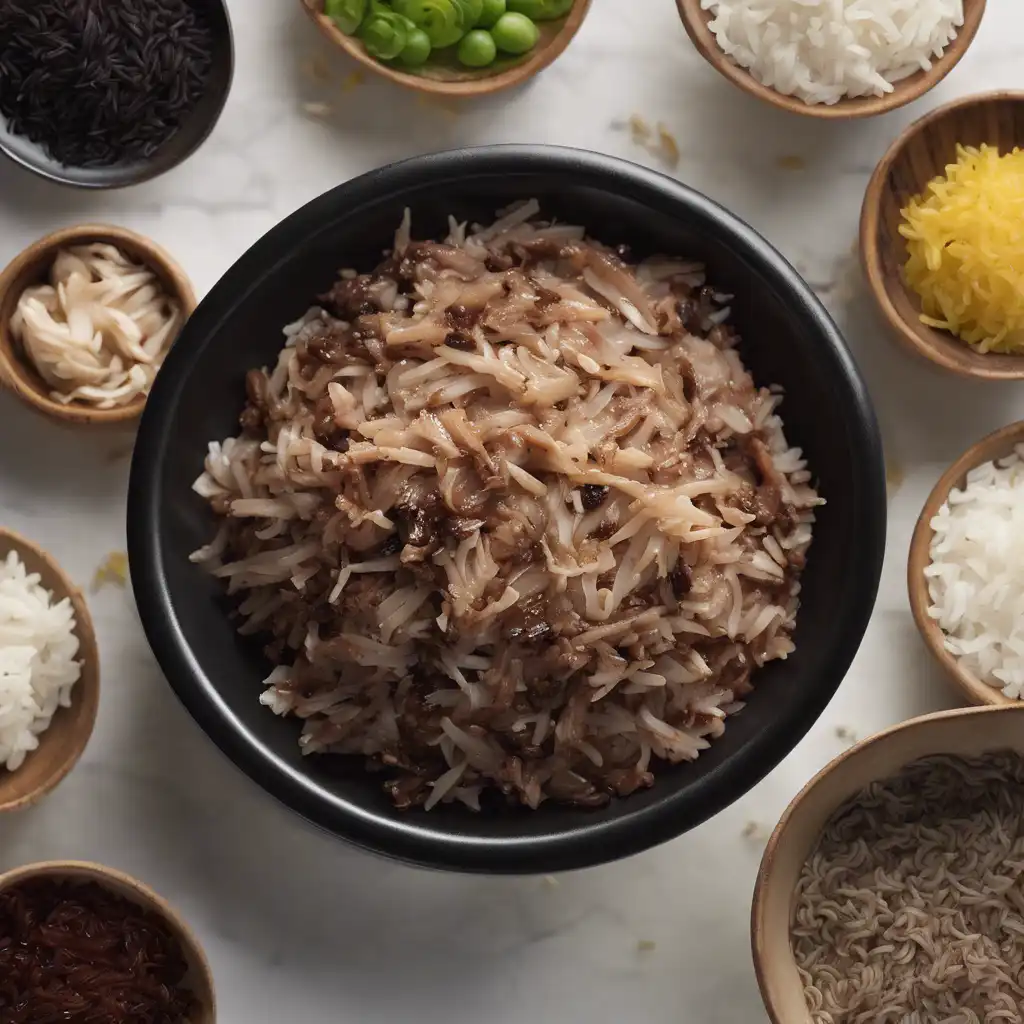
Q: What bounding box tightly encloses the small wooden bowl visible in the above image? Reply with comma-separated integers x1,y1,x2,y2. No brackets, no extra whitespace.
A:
861,91,1024,379
752,703,1024,1024
0,861,215,1022
0,224,197,426
907,421,1024,708
0,529,100,814
677,0,986,120
299,0,592,97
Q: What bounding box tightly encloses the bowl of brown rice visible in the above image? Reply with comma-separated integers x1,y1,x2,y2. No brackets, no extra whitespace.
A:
127,146,885,873
753,704,1024,1024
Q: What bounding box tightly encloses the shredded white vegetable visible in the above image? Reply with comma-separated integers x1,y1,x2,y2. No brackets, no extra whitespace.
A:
10,243,182,409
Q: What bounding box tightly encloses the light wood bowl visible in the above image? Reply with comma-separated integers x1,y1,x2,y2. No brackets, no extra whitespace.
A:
908,421,1024,708
0,224,197,426
0,860,215,1022
677,0,986,120
861,91,1024,380
0,529,100,814
299,0,592,96
753,703,1024,1024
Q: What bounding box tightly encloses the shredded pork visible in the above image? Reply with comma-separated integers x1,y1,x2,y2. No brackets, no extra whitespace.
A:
191,203,821,811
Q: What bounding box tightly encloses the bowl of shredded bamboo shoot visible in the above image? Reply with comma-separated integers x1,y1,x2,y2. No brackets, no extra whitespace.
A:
0,224,196,425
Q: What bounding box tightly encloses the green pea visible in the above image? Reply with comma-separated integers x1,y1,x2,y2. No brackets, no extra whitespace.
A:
397,25,432,65
457,27,497,66
475,0,505,26
325,0,368,34
507,0,572,19
490,11,538,53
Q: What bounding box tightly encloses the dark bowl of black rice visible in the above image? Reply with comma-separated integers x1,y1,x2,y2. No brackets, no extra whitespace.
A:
127,146,887,873
0,0,233,189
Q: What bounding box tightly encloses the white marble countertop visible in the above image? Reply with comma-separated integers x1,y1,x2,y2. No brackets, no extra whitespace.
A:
2,1,1023,1020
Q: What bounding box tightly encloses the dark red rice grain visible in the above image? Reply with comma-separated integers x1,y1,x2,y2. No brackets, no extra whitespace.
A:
0,0,213,168
0,877,199,1024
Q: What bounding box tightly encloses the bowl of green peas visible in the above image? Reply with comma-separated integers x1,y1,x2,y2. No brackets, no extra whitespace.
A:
300,0,592,95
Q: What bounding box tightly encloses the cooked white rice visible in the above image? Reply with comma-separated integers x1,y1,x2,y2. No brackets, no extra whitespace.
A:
926,446,1024,700
0,551,81,772
702,0,965,107
193,203,821,811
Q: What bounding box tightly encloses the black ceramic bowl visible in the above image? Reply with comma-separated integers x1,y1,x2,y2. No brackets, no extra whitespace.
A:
128,147,886,874
0,0,233,189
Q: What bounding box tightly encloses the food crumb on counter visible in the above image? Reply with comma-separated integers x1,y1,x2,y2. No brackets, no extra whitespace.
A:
886,460,905,497
542,875,559,887
302,101,334,117
742,821,767,841
341,70,365,92
777,154,807,171
613,115,681,169
657,123,680,168
628,114,651,141
637,939,656,953
92,551,129,592
835,725,857,744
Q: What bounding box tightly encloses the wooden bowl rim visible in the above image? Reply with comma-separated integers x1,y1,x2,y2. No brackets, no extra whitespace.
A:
676,0,987,120
0,223,198,426
751,703,1024,1024
859,89,1024,381
907,420,1024,709
0,528,100,814
298,0,592,96
0,860,216,1021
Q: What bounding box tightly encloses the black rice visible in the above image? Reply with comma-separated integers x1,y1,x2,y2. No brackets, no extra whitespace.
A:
0,0,214,168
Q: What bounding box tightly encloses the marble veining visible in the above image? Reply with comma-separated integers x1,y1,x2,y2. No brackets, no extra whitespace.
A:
1,1,1022,1020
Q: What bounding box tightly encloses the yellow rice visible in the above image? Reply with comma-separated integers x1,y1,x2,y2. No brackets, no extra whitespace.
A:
900,144,1024,354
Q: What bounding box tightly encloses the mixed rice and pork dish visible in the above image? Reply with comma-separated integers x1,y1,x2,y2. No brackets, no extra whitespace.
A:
191,201,822,812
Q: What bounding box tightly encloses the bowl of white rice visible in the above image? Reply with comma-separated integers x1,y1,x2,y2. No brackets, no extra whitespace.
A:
0,529,99,814
127,146,886,872
678,0,987,119
910,420,1024,708
753,703,1024,1024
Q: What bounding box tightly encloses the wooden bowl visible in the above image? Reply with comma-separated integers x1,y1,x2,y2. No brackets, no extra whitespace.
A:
0,860,215,1022
299,0,592,96
677,0,986,120
0,224,197,425
752,703,1024,1024
861,91,1024,379
0,529,100,814
907,421,1024,708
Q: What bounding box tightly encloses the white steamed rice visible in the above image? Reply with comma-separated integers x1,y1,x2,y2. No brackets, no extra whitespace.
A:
926,445,1024,699
0,550,81,771
702,0,965,107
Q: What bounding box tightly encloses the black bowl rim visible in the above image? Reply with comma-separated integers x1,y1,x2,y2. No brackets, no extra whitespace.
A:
0,0,235,191
128,145,887,873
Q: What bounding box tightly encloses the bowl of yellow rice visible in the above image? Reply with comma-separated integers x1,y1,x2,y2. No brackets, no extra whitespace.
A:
860,91,1024,381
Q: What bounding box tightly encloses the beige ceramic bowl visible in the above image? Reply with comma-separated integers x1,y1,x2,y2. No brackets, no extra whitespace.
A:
0,528,100,814
677,0,986,120
908,420,1024,709
299,0,592,97
0,860,215,1022
0,224,196,426
752,704,1024,1023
